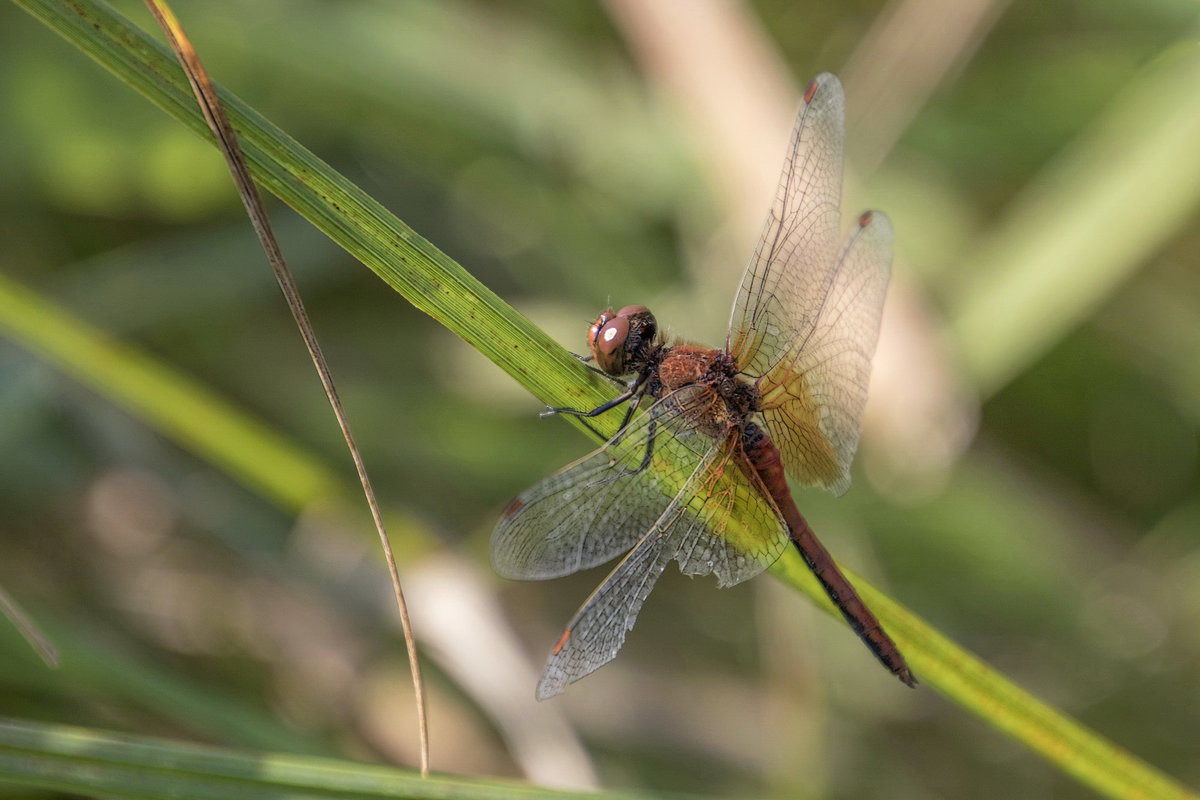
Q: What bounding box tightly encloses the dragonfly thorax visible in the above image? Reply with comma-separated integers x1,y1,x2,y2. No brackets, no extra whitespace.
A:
650,345,762,438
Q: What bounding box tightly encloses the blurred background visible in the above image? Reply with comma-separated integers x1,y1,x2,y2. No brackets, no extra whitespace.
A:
1,0,1198,798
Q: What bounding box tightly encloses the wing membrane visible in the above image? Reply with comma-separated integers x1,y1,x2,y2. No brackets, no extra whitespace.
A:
726,73,892,493
728,73,845,376
492,387,721,580
536,427,789,698
757,211,892,494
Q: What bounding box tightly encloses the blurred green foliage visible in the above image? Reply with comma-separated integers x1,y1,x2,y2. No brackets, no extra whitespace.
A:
1,1,1198,799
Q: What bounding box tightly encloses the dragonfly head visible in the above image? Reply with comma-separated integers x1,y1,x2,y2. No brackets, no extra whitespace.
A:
588,305,658,376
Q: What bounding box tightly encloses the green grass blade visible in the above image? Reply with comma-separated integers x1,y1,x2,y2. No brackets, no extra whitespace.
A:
770,550,1198,800
0,717,658,800
0,269,430,562
11,0,617,441
949,44,1200,395
0,613,327,755
0,272,334,510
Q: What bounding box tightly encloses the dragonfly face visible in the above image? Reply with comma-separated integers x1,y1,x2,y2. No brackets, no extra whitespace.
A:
494,73,911,698
587,305,659,377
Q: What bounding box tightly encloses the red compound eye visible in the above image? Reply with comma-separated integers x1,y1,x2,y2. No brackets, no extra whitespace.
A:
590,314,630,375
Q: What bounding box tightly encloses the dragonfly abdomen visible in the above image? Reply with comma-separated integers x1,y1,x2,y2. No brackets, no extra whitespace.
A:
742,423,916,687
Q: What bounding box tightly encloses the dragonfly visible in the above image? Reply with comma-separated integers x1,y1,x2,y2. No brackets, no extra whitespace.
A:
493,73,914,699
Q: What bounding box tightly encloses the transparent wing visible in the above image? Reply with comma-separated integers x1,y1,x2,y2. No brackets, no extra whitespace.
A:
492,387,723,581
536,427,789,699
756,211,892,494
728,73,845,377
670,430,790,587
726,73,892,493
533,516,673,700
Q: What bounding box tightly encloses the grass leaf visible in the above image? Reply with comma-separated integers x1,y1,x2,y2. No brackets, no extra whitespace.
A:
0,717,660,800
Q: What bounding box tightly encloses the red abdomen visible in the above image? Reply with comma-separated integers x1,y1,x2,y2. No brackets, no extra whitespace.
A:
743,424,916,687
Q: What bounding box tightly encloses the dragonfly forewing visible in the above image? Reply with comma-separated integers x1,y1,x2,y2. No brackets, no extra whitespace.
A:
728,72,845,378
725,72,892,494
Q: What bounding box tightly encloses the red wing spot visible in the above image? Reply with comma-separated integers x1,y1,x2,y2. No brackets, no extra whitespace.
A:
551,629,571,655
501,497,525,518
804,79,819,104
858,210,874,227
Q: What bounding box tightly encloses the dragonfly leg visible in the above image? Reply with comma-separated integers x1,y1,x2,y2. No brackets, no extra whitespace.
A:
542,370,650,423
629,416,657,475
615,388,644,432
542,390,634,420
570,351,627,386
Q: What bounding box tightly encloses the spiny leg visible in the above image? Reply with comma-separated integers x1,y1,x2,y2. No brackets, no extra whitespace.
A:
570,352,628,387
542,369,651,435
